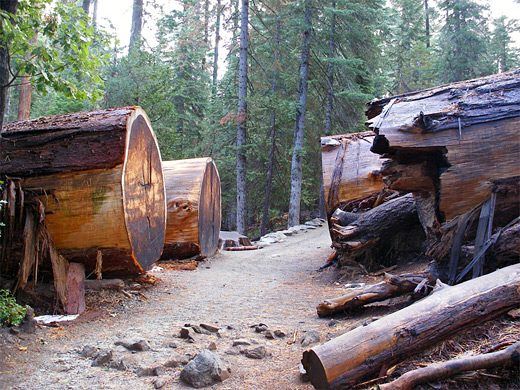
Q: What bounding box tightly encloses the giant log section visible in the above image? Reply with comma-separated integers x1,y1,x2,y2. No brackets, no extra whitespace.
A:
0,106,166,274
161,158,221,260
366,69,520,221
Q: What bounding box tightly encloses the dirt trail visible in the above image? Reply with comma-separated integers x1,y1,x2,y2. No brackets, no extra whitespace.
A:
1,224,361,390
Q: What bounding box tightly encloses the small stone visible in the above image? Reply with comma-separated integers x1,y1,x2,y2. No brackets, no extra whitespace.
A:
208,342,217,351
91,349,113,367
110,356,137,371
137,367,155,377
164,356,181,368
9,328,20,335
80,345,98,358
179,327,191,339
232,339,251,347
180,350,231,388
264,330,274,339
154,378,167,389
225,348,241,356
20,307,36,334
301,330,320,348
181,354,195,365
243,346,267,359
200,323,220,333
114,339,151,352
328,319,338,327
254,324,268,333
274,330,286,338
190,324,211,335
168,341,181,349
154,366,166,376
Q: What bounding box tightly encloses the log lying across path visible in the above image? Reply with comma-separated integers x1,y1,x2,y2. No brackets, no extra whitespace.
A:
302,264,520,389
1,107,166,274
161,158,221,260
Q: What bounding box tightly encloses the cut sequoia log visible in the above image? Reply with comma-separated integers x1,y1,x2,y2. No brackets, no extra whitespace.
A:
366,69,520,222
321,132,388,214
161,158,221,260
1,107,166,274
302,263,520,389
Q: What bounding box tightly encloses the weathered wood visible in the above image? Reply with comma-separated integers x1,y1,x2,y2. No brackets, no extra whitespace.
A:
316,273,432,317
218,231,252,250
330,194,424,267
2,107,166,274
321,132,387,214
161,158,221,260
64,263,85,315
301,264,520,389
379,341,520,390
366,70,520,221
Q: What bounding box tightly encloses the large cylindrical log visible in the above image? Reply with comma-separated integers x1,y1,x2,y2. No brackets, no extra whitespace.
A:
302,264,520,389
161,158,221,260
1,107,166,274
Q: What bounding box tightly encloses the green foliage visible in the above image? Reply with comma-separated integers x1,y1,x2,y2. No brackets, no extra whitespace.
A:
0,290,27,327
0,0,108,103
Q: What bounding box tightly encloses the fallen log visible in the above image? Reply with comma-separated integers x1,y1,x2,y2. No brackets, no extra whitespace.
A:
321,132,388,214
316,272,433,317
161,158,221,260
330,193,424,268
379,341,520,390
366,69,520,222
302,263,520,389
1,107,166,274
218,231,252,250
84,279,125,290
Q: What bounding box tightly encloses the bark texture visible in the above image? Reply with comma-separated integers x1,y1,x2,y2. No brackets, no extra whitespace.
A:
302,264,520,389
161,158,221,260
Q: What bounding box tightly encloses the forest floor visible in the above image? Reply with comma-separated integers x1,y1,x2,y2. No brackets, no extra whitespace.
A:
0,223,518,390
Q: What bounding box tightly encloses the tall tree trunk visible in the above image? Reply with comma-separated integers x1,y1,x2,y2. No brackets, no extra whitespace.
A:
0,0,18,130
129,0,143,53
82,0,91,15
92,0,98,27
17,33,38,121
324,1,335,137
202,0,209,70
260,16,281,236
212,0,221,93
425,0,430,48
288,0,312,228
236,0,249,235
319,0,336,219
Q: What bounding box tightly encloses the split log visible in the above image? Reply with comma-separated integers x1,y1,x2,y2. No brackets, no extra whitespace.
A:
1,107,166,274
330,193,425,267
321,132,388,214
366,70,520,221
302,263,520,389
316,272,433,317
160,158,221,260
379,341,520,390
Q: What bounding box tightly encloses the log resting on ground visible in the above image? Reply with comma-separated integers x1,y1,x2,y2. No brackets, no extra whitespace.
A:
316,272,433,317
161,158,221,260
330,193,425,268
302,263,520,389
379,341,520,390
1,107,166,274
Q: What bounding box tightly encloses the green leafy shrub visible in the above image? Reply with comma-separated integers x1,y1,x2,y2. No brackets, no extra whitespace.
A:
0,290,27,327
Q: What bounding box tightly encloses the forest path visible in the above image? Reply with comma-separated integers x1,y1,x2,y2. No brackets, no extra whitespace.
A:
1,224,366,390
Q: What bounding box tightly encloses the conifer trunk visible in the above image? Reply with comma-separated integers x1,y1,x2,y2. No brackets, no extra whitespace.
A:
129,0,143,52
212,0,221,92
236,0,248,235
288,0,312,228
260,17,280,236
